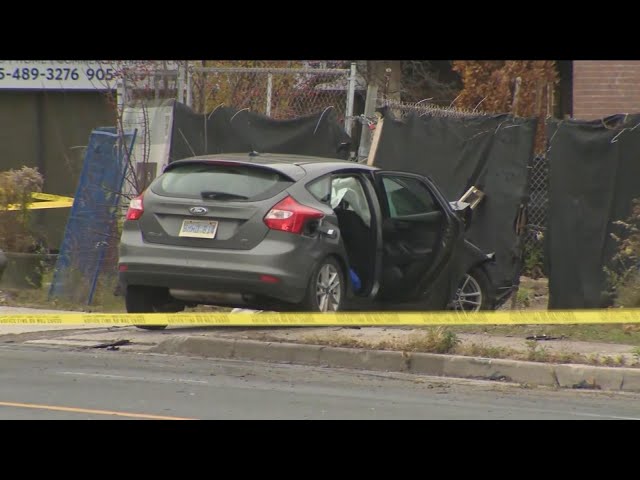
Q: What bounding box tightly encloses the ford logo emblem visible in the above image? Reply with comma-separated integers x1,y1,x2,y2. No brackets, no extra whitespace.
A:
189,206,208,215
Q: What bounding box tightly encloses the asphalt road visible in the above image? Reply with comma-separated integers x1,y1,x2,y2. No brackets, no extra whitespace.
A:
1,344,640,420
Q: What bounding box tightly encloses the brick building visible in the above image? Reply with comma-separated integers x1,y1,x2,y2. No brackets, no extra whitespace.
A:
570,61,640,120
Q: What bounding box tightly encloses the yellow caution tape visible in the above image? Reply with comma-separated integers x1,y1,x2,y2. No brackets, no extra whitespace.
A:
17,200,75,211
2,309,640,326
31,193,74,202
2,192,74,211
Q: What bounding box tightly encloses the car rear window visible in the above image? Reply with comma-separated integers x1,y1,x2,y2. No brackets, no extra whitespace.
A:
151,163,294,201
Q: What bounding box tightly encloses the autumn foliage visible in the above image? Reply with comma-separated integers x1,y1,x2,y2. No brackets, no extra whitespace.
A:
451,61,559,153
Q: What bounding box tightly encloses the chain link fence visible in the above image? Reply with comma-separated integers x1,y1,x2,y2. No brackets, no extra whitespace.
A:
187,65,357,134
116,63,358,130
522,154,549,277
114,62,360,202
115,63,360,179
526,155,549,237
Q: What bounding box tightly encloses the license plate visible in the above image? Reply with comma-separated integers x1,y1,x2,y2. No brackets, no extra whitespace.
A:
178,219,219,239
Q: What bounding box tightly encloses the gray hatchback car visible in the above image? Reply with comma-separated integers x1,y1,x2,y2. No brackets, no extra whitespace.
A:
118,153,497,318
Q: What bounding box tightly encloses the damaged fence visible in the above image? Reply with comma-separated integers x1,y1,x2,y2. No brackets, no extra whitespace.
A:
371,99,538,304
377,98,551,279
48,128,137,305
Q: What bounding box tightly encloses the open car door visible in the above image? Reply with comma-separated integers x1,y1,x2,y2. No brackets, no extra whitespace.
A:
372,171,468,310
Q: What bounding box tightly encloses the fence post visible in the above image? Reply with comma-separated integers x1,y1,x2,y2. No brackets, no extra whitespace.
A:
177,62,185,104
186,67,193,108
345,62,357,136
154,74,160,100
116,77,127,118
358,83,378,160
512,77,522,116
266,73,273,117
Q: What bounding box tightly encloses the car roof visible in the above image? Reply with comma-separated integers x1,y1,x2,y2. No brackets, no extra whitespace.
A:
167,152,380,180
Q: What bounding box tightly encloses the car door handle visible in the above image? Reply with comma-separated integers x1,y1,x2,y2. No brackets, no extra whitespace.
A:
394,221,412,230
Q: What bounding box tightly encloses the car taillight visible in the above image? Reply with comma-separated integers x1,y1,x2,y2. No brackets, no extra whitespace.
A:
126,195,144,220
264,196,324,234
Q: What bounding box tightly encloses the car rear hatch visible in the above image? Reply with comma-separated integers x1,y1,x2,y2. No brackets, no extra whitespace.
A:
136,160,304,250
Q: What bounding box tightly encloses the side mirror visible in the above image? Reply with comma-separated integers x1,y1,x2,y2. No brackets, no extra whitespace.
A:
459,186,485,210
453,185,485,231
449,201,473,230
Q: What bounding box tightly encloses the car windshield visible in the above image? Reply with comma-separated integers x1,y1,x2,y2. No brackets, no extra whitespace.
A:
151,163,293,201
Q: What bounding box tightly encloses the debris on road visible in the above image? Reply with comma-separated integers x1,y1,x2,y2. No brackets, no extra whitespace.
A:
90,339,131,350
525,334,566,341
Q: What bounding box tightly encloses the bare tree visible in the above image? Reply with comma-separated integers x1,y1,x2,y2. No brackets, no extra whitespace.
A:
400,61,462,105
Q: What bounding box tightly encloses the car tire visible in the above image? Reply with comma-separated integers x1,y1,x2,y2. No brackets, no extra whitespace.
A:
125,286,184,330
301,257,345,312
452,266,495,312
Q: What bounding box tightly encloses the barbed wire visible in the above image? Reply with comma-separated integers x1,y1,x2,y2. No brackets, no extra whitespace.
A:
378,98,491,119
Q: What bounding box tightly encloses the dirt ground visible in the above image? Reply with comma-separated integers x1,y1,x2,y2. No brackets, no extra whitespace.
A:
499,276,549,310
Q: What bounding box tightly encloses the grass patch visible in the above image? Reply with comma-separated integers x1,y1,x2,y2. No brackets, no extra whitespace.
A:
458,343,518,359
447,324,640,347
1,269,232,314
632,347,640,365
453,342,586,365
304,327,460,354
300,329,640,368
1,268,125,312
525,340,549,362
614,355,627,366
515,287,534,308
461,340,637,367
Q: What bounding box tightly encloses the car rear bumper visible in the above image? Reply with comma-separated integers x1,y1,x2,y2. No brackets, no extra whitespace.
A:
118,228,327,305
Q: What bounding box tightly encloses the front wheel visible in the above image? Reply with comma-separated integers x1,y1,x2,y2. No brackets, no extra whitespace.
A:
300,257,345,312
452,267,494,312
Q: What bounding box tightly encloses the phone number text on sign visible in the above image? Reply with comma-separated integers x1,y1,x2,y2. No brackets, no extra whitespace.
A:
0,62,118,90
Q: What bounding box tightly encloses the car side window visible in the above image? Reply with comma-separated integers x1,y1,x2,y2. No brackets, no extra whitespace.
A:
382,176,439,218
307,176,332,204
308,174,372,227
330,176,372,227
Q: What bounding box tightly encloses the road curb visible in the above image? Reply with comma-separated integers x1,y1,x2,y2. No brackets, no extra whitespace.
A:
150,336,640,392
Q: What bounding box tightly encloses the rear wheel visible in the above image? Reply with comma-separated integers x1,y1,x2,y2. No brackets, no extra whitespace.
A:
452,267,494,312
301,257,345,312
125,286,184,330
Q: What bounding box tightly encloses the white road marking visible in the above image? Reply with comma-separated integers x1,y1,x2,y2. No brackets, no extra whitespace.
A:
569,411,640,420
58,371,208,385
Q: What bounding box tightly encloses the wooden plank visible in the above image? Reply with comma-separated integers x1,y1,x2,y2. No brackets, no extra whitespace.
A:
366,116,384,166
